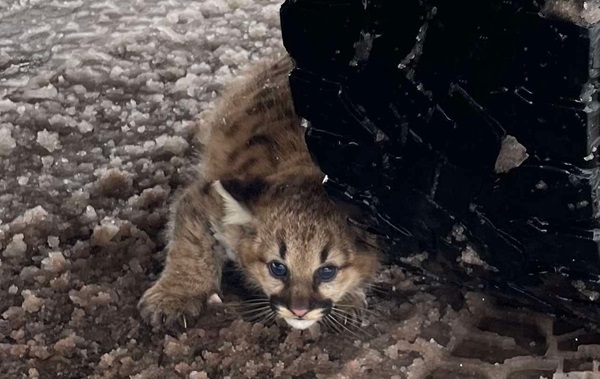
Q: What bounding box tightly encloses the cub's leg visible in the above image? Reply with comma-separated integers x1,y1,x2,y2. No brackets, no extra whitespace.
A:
138,182,223,327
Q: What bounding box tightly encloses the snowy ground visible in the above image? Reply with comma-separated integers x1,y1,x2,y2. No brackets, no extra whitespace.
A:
2,0,600,378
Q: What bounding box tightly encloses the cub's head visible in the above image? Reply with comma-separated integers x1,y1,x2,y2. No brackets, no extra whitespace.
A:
214,176,379,330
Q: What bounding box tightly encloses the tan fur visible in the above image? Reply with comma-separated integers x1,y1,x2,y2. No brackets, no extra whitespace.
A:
138,53,380,330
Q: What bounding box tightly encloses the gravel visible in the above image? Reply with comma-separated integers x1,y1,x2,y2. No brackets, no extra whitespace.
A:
2,0,600,378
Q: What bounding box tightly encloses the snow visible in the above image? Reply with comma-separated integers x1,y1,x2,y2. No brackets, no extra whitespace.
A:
36,130,61,152
21,290,44,313
91,220,120,246
0,125,16,156
41,251,67,273
0,99,17,112
21,84,58,101
544,0,600,25
77,120,94,133
154,134,189,155
2,233,27,259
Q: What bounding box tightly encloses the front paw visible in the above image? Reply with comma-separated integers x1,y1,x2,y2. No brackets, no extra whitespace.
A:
138,281,218,328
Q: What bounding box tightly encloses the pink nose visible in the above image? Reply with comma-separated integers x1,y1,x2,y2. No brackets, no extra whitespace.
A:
290,308,309,317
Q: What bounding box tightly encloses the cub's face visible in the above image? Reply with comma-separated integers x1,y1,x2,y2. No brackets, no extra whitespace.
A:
245,219,378,330
215,178,379,330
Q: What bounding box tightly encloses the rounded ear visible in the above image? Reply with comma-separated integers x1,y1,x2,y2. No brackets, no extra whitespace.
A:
213,178,269,225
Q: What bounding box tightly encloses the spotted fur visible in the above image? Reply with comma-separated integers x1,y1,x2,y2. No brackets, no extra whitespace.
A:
138,54,380,330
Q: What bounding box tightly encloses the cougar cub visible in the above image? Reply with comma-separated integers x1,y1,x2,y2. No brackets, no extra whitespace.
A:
138,54,379,330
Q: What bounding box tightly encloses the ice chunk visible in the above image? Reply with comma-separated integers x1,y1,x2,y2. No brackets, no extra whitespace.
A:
143,141,156,150
83,205,98,222
156,26,185,43
189,372,210,379
248,23,268,39
260,4,282,27
22,84,58,100
17,176,30,186
41,156,54,168
172,73,205,97
188,62,211,75
0,125,17,156
214,65,233,85
199,0,230,16
0,99,16,112
21,290,44,313
20,266,41,282
131,185,168,208
41,251,67,273
36,129,61,152
128,258,143,273
91,291,113,305
219,49,250,67
2,306,25,321
155,135,189,156
494,135,529,174
47,236,60,248
166,10,181,24
2,234,27,259
95,168,132,196
227,0,252,9
77,120,94,133
458,246,499,272
8,285,18,295
109,66,124,79
91,219,120,246
54,334,78,357
48,114,77,128
143,79,164,93
21,206,49,224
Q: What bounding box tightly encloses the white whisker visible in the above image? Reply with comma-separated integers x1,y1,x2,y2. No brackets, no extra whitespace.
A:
246,308,275,322
327,314,364,340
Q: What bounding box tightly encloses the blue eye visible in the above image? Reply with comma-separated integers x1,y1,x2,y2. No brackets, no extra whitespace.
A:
268,261,288,278
318,266,338,282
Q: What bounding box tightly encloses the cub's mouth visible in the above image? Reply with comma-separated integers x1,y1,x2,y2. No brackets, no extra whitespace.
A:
284,319,317,330
271,299,332,330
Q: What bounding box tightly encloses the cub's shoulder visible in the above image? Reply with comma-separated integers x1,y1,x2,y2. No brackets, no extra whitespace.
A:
194,53,294,144
197,53,307,182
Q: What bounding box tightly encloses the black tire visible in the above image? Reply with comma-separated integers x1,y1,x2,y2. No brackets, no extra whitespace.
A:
281,0,600,327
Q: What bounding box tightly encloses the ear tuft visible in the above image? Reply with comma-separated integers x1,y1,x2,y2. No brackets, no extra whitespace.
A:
213,178,268,225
